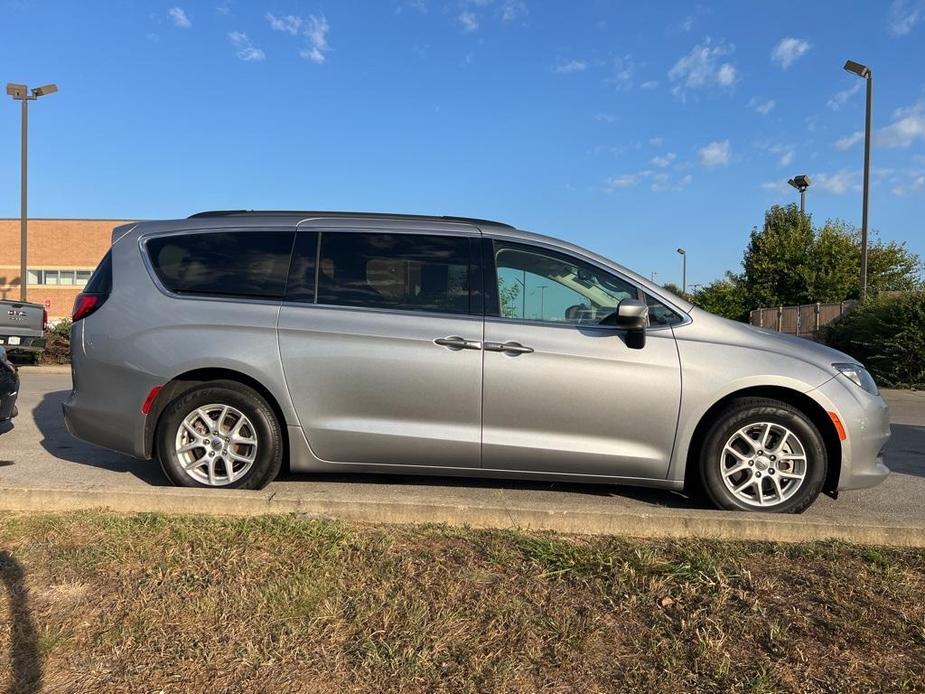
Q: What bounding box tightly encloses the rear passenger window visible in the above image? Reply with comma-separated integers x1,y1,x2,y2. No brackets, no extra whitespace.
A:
317,233,472,315
147,231,295,298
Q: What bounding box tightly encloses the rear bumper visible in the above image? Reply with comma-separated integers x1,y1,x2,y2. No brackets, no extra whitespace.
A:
0,335,45,352
810,376,891,491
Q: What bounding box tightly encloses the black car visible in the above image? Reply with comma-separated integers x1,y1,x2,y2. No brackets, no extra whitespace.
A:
0,346,18,434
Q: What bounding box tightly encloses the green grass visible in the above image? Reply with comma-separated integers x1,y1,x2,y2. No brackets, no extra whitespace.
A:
0,512,924,692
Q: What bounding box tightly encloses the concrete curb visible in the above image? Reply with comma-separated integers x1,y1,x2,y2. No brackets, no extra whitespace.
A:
16,365,71,374
0,485,924,547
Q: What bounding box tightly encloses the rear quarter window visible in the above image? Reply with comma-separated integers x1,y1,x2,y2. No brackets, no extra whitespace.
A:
85,250,113,294
147,231,295,298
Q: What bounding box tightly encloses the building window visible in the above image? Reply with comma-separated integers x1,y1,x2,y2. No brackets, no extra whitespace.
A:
27,269,95,287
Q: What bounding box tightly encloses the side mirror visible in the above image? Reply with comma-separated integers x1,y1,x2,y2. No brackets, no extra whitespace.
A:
602,299,648,349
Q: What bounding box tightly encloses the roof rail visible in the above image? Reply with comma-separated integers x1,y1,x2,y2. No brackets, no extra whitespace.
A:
187,210,514,228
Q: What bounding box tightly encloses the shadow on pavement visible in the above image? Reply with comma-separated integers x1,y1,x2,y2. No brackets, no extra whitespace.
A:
0,551,41,694
884,424,925,477
33,390,167,486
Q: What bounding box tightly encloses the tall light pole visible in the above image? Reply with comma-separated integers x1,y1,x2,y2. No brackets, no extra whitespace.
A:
843,60,872,302
676,248,687,295
787,175,811,216
6,82,58,302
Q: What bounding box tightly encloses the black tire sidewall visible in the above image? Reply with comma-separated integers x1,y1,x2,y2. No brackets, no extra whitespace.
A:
156,381,282,490
701,400,826,513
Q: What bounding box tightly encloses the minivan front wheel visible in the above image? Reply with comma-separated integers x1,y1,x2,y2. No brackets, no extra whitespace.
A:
156,381,283,490
700,398,826,513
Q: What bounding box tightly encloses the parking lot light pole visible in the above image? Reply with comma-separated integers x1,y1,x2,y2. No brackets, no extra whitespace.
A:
5,82,58,302
843,60,872,302
676,248,687,295
787,175,811,216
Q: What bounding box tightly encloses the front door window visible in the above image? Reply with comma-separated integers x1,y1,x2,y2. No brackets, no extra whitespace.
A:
493,241,637,324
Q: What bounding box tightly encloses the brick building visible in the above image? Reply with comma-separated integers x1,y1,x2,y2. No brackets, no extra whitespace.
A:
0,218,131,319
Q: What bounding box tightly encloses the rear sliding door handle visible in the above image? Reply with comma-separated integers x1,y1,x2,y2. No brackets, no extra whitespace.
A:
484,341,534,355
434,336,482,351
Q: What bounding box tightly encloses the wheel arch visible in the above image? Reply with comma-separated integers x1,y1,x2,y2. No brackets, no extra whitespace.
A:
144,367,290,464
683,385,842,497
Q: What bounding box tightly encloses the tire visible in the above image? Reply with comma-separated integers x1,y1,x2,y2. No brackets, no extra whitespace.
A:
155,380,283,490
699,397,826,513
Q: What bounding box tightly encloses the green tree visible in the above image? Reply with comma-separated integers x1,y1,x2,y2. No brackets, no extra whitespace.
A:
740,203,922,309
661,282,692,302
692,273,749,320
742,204,815,308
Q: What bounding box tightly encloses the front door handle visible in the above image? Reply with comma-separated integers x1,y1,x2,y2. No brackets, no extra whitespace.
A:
434,336,482,351
484,341,534,355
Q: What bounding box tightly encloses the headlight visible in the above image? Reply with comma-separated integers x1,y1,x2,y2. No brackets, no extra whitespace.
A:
833,363,879,395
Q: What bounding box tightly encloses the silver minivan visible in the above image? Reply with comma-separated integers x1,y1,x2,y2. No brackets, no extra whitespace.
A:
63,211,890,512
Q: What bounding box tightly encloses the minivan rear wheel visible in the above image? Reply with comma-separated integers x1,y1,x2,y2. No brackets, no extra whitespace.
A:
156,380,283,490
700,397,826,513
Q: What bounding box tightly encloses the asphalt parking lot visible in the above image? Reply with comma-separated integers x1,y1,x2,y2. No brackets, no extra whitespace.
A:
0,370,922,526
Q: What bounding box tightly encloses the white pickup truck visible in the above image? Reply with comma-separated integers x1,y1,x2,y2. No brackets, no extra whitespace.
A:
0,299,46,353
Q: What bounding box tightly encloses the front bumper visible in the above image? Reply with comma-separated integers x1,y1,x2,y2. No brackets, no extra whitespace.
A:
810,376,891,491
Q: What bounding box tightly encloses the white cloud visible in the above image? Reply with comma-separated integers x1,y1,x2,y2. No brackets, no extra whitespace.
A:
698,140,731,167
651,172,692,192
761,180,790,194
748,97,776,115
893,173,925,196
770,37,811,68
814,170,860,195
593,113,617,123
778,149,794,167
648,137,664,146
668,39,738,99
650,152,676,167
640,80,659,90
716,63,737,86
833,101,925,149
168,7,191,28
228,32,265,61
876,101,925,147
604,173,645,190
834,131,864,150
604,169,689,193
500,0,528,22
888,0,924,35
396,0,428,13
266,13,331,63
300,15,331,63
606,55,636,90
459,10,479,32
266,13,302,35
554,59,587,74
827,81,861,111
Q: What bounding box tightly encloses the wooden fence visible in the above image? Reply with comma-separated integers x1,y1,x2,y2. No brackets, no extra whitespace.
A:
748,301,855,338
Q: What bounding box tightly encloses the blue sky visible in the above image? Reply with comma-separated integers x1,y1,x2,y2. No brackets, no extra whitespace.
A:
1,1,923,287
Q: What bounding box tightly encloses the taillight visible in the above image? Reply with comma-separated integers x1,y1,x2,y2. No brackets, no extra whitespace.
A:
42,307,48,331
72,293,107,322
